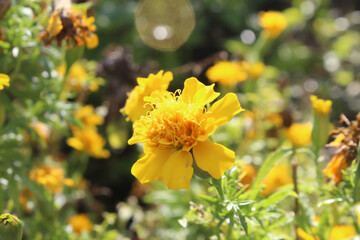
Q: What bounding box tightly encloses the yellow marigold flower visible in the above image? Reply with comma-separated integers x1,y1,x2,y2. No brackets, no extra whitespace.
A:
67,127,110,159
323,153,347,183
74,105,104,126
329,225,356,240
68,214,93,234
121,70,173,122
259,11,287,39
0,74,10,90
128,77,244,190
40,7,98,49
260,164,293,196
247,62,265,79
206,61,248,86
29,165,73,194
238,163,257,188
310,95,332,115
285,123,312,147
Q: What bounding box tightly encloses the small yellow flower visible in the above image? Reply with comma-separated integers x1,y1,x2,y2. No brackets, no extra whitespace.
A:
29,121,51,142
329,225,356,240
0,74,10,90
57,62,103,92
67,127,110,159
68,214,93,234
310,95,332,115
247,62,265,79
74,105,104,126
286,122,312,147
128,77,244,190
121,70,173,122
29,165,73,194
206,61,248,86
260,164,293,196
40,7,98,49
259,11,287,39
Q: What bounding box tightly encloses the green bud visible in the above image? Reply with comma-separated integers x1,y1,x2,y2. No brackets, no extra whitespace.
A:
0,213,23,240
311,113,330,154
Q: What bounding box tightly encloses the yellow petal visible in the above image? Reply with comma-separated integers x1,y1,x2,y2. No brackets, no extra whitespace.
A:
193,140,235,179
85,34,99,49
207,93,244,128
0,73,10,88
131,145,172,184
67,137,84,151
161,150,193,190
181,77,220,107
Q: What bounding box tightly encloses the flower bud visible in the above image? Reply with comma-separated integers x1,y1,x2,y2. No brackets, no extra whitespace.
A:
0,213,23,240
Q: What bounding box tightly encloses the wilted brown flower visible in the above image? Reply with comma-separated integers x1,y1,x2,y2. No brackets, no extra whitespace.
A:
324,113,360,183
40,5,98,49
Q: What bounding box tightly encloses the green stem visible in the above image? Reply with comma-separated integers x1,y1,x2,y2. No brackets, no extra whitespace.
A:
211,178,224,200
313,150,323,188
353,143,360,203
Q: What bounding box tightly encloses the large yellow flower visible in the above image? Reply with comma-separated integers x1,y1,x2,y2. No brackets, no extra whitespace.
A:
128,77,244,190
0,74,10,90
259,11,287,39
121,70,173,121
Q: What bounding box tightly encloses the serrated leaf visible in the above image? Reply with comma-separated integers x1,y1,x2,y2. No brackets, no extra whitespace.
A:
234,207,248,234
199,194,218,204
255,188,297,209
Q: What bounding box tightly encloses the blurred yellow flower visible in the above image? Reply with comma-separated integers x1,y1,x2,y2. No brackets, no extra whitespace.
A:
57,62,103,92
74,105,104,126
247,62,265,79
128,77,244,190
238,163,257,188
259,11,287,38
260,164,293,196
329,225,356,240
67,127,110,159
121,70,173,122
310,95,332,115
40,7,98,49
0,73,10,90
266,113,283,128
68,214,93,234
29,121,51,142
29,165,73,194
323,153,347,183
286,122,312,147
206,61,248,86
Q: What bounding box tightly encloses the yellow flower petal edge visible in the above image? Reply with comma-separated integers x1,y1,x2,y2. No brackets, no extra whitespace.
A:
193,140,235,179
128,76,243,189
0,74,10,90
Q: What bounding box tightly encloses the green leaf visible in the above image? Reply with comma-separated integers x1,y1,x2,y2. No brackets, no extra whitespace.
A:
198,194,218,204
234,207,248,234
254,188,297,209
250,148,292,199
